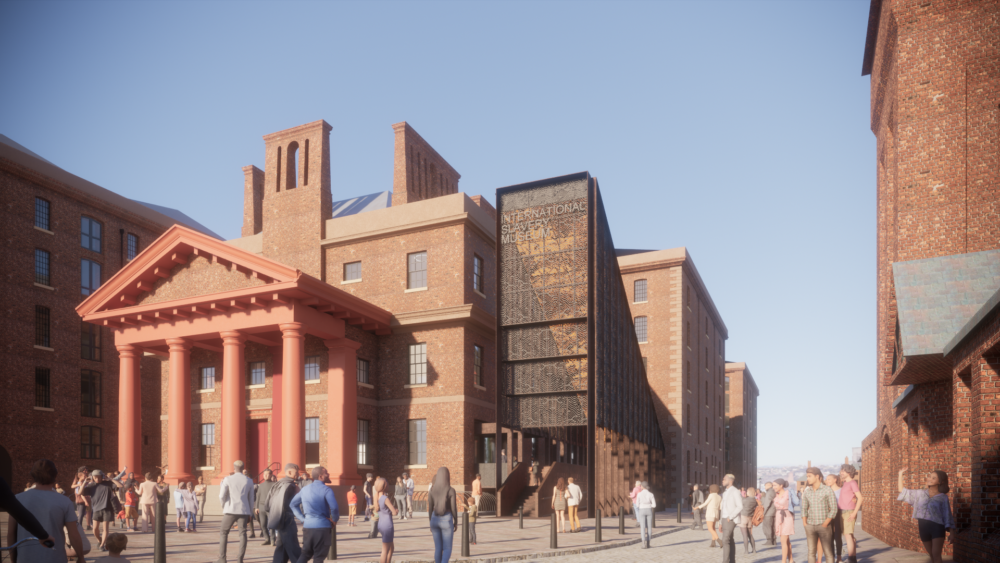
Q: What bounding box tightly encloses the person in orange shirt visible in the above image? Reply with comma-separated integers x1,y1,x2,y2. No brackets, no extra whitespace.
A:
347,485,358,527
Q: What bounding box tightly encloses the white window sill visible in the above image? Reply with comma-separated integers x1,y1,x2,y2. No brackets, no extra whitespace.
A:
341,278,362,285
404,383,428,389
633,300,647,305
196,466,215,471
34,283,55,291
404,287,428,293
473,288,486,299
197,389,215,394
638,341,648,344
474,384,486,391
34,345,54,352
34,406,54,412
358,382,374,389
305,464,320,469
305,379,322,385
358,464,373,470
246,384,265,389
34,226,54,235
404,464,427,469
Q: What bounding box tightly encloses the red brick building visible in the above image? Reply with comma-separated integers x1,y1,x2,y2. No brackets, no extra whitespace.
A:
0,133,221,489
724,362,757,490
859,1,999,561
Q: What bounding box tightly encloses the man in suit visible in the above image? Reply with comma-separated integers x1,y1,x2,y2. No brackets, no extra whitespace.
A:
761,482,777,546
690,484,705,530
216,460,255,563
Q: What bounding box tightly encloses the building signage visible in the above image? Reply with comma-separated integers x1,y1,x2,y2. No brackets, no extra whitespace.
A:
500,202,588,244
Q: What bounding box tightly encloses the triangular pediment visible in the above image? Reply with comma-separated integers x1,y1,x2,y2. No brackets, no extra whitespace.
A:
77,225,301,316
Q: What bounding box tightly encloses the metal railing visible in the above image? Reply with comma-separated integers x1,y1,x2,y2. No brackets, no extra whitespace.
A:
256,462,280,483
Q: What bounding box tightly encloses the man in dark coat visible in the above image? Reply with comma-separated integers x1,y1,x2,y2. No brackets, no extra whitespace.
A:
761,482,777,546
690,484,705,530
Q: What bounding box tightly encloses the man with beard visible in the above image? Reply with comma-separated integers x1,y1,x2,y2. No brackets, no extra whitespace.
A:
290,467,339,563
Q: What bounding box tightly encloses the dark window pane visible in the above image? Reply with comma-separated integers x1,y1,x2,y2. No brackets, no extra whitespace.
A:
81,426,102,459
357,358,370,384
35,367,51,408
473,255,483,292
81,321,101,361
126,234,138,261
81,217,101,253
35,305,50,347
81,370,102,418
357,419,369,465
35,249,50,286
35,198,50,230
473,345,482,387
81,259,101,296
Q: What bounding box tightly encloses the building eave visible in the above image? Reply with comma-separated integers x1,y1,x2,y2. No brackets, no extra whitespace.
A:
861,0,884,76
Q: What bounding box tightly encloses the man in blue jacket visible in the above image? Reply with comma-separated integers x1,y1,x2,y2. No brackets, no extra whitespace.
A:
290,466,339,563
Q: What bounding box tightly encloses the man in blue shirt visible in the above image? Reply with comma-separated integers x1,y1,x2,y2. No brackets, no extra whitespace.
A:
290,467,339,563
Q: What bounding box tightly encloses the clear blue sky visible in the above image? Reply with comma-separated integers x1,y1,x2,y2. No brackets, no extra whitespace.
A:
1,0,875,467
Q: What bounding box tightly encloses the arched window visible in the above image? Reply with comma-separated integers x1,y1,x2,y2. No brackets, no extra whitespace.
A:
634,279,647,302
286,142,299,189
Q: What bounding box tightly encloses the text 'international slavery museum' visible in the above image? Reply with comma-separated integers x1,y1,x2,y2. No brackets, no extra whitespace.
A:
1,120,757,515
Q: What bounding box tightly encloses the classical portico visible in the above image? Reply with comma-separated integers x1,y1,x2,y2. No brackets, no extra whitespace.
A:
77,225,391,487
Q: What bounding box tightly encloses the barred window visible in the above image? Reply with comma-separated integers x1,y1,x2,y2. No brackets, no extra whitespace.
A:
35,367,51,408
304,356,320,381
200,423,215,467
35,305,50,347
473,254,483,293
126,233,139,262
635,316,647,343
81,321,101,361
686,407,691,434
305,417,319,465
81,426,102,459
35,249,51,286
344,261,362,282
473,344,483,387
200,367,215,390
35,198,50,230
686,361,691,391
357,358,370,385
81,216,101,253
409,343,427,385
81,369,101,418
642,357,647,372
407,251,427,289
248,361,265,386
634,279,647,302
81,259,101,296
358,419,370,465
408,419,426,465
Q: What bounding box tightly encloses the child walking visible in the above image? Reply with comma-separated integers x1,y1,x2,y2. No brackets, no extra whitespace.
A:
347,485,358,526
467,497,479,545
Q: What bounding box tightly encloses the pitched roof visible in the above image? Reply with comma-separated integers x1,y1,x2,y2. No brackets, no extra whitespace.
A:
893,249,1000,357
330,191,391,218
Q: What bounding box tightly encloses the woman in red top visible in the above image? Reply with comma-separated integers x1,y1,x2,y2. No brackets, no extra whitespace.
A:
124,485,140,531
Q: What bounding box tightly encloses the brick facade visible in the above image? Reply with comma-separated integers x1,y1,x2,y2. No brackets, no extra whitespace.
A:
860,1,999,561
724,362,757,490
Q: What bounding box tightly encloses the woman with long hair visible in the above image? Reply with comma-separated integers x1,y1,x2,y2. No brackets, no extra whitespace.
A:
696,483,723,547
552,478,569,533
394,476,408,521
428,467,458,563
772,479,799,563
374,477,399,563
181,482,198,532
897,467,954,563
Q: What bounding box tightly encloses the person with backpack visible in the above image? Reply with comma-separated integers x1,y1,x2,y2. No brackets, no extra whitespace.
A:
265,463,302,563
739,486,759,554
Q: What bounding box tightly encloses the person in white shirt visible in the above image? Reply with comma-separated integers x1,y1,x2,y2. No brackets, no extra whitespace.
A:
635,481,657,549
720,474,743,563
566,478,584,533
216,460,255,563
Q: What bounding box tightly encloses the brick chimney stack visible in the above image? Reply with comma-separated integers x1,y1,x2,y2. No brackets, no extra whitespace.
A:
241,165,264,237
391,122,460,207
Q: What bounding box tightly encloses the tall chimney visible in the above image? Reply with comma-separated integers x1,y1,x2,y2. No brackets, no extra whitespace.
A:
241,165,264,237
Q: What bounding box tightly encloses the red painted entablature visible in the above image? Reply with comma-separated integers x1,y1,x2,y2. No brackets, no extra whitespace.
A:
76,224,393,346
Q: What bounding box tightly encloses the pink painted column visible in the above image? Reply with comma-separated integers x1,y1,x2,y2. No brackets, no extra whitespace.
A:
116,344,142,476
166,338,195,484
280,323,305,470
324,338,362,486
217,331,247,483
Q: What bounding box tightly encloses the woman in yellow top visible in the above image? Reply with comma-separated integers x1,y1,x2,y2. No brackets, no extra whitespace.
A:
696,484,723,548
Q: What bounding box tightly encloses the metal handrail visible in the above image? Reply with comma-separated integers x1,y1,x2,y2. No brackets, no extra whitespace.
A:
256,462,280,483
1,536,49,551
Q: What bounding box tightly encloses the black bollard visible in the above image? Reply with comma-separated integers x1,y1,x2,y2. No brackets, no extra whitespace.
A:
550,512,557,549
519,506,523,529
677,501,682,523
327,525,337,560
618,505,625,534
154,500,166,563
462,511,470,557
595,508,602,543
652,507,656,528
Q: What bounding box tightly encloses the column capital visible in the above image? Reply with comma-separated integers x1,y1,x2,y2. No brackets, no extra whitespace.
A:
220,331,247,345
324,338,362,352
116,344,141,358
166,338,191,351
279,323,305,338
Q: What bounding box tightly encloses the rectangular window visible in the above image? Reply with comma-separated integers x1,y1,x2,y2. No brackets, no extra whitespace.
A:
408,419,427,465
473,254,483,293
344,261,362,282
200,423,215,467
81,369,102,418
409,343,427,385
635,316,648,343
200,367,215,390
35,367,51,408
305,417,320,465
304,356,320,381
474,344,483,387
407,251,427,289
35,249,51,286
358,419,370,465
634,279,647,302
686,361,691,391
248,361,265,386
81,216,101,253
126,233,139,262
81,321,101,361
35,198,50,230
642,357,647,372
81,426,102,459
81,259,101,296
357,358,370,385
35,305,50,347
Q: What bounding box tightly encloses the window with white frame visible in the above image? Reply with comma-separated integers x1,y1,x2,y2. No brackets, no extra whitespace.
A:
473,254,484,293
200,367,215,390
344,261,361,282
634,279,647,302
358,419,370,465
248,361,265,386
305,356,320,381
407,251,427,289
409,343,427,385
408,419,426,465
635,316,648,343
200,423,215,466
